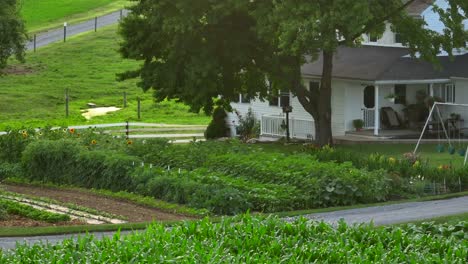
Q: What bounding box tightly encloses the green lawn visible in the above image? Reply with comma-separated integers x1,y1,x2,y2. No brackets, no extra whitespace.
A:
0,25,210,130
20,0,130,33
338,143,467,168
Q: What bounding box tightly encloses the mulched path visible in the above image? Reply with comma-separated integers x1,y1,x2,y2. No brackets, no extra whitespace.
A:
4,184,196,223
0,215,84,227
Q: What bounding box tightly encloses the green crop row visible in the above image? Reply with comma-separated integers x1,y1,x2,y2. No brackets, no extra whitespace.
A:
0,198,70,223
19,140,390,214
132,167,304,214
1,215,466,262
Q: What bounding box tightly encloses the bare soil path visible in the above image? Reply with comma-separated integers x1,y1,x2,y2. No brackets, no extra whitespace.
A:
4,184,194,223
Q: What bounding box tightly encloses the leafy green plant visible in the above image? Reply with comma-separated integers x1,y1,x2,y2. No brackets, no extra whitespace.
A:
0,215,466,262
352,119,364,130
236,108,260,140
0,128,36,163
0,203,7,220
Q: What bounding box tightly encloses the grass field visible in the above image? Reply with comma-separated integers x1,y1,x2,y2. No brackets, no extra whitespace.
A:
20,0,130,33
0,25,210,130
338,143,467,168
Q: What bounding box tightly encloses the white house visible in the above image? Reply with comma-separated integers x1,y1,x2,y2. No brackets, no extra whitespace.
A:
228,0,468,140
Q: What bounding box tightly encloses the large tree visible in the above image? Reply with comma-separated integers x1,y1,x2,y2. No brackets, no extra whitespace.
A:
119,0,467,146
0,0,27,70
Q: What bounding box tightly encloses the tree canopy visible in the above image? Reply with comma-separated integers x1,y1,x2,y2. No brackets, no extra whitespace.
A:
119,0,467,145
0,0,27,70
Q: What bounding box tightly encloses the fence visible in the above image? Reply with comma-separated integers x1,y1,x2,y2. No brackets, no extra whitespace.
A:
0,122,207,141
261,115,315,140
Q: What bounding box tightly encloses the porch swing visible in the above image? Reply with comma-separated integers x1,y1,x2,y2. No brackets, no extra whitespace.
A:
415,102,468,166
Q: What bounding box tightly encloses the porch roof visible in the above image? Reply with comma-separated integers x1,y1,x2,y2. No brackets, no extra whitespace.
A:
301,46,468,83
379,53,468,81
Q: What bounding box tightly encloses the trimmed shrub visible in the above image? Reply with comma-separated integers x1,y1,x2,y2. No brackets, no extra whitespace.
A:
205,106,229,139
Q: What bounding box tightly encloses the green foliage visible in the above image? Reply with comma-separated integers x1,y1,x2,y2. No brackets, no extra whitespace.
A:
1,215,467,262
205,106,229,139
0,203,7,220
236,108,260,140
0,128,35,163
118,0,270,114
352,119,364,129
0,163,23,181
21,139,139,191
0,198,70,223
0,0,27,70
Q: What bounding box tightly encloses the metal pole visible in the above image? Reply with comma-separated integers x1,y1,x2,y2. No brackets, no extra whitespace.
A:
65,88,69,118
123,92,127,108
94,17,97,32
435,105,452,146
33,34,37,52
413,103,437,154
125,121,129,140
137,97,141,120
286,112,290,142
63,22,67,42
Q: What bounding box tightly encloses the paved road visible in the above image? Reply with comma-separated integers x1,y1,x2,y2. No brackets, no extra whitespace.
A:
0,231,133,251
285,196,468,225
1,196,467,251
26,9,129,51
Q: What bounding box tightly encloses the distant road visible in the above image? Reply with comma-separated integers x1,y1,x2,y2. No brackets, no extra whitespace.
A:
26,9,130,51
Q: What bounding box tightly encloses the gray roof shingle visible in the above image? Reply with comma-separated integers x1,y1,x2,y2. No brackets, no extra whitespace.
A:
300,46,468,81
407,0,435,15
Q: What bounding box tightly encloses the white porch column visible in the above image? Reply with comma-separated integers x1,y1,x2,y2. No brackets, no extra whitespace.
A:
429,83,434,96
374,85,380,136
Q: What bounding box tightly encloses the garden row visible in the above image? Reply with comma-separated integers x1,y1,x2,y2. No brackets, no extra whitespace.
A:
1,128,467,215
1,215,467,262
0,197,70,223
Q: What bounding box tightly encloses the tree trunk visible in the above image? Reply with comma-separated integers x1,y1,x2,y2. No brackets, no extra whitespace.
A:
315,50,334,146
291,50,334,146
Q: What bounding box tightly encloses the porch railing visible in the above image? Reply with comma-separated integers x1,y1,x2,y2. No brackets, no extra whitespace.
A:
362,108,375,129
261,115,314,140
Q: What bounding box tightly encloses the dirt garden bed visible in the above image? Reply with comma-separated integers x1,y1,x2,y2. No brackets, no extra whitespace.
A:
4,184,196,223
0,214,84,228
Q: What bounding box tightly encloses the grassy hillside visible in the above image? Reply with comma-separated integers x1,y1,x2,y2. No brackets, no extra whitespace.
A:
0,25,210,130
20,0,129,32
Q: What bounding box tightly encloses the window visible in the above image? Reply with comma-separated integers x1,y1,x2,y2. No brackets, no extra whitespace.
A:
240,94,251,104
268,90,279,106
394,84,406,104
363,86,375,108
280,91,290,107
432,84,455,103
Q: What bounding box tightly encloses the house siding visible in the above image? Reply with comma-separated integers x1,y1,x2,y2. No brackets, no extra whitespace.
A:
228,78,347,138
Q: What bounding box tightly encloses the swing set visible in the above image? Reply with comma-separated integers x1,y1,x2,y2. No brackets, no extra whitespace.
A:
413,102,468,165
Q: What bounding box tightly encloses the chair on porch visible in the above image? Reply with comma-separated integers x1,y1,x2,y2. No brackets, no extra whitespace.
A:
381,107,403,129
